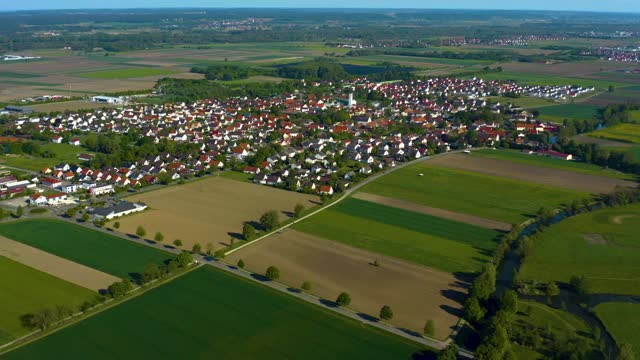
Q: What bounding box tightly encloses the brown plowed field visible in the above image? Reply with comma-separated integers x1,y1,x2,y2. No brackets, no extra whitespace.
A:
227,229,465,339
428,154,635,194
116,177,319,252
352,192,512,231
0,235,118,291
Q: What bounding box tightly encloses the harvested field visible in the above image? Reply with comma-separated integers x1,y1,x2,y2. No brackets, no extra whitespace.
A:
573,134,634,147
227,229,463,339
428,154,635,194
0,236,118,291
352,192,511,231
117,177,319,251
28,100,121,112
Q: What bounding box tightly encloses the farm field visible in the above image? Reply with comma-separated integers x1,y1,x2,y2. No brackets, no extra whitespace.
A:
0,236,118,291
227,229,463,339
116,176,319,252
0,219,172,280
535,103,600,122
0,143,92,172
75,68,179,79
28,100,121,112
1,266,431,360
428,154,632,193
0,255,98,345
293,198,501,274
595,303,640,354
512,300,597,359
588,123,640,144
469,149,634,180
359,162,587,224
473,71,628,90
487,96,556,109
519,203,640,295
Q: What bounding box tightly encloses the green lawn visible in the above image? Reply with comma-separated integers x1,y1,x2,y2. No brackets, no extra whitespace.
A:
359,164,586,224
0,256,97,345
474,71,626,90
1,266,431,360
536,103,600,122
75,68,179,79
487,96,557,109
0,220,172,280
294,198,500,274
589,123,640,145
1,143,92,172
218,170,253,182
519,203,640,295
595,303,640,354
470,149,633,180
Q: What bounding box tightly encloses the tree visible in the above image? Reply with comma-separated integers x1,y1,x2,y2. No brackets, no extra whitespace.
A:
546,282,560,298
65,208,77,218
336,292,351,307
243,223,256,241
136,226,146,238
173,239,183,248
471,263,496,301
265,266,280,280
464,297,486,323
237,259,245,269
259,210,280,230
176,252,193,267
379,305,394,321
192,243,202,254
437,343,458,360
81,213,90,222
108,279,132,298
500,290,518,315
206,242,214,255
142,263,161,283
16,205,23,218
214,249,226,259
618,343,635,360
154,232,164,243
301,281,312,291
569,275,590,295
113,221,120,229
424,320,435,337
166,260,178,274
294,203,305,218
609,84,615,93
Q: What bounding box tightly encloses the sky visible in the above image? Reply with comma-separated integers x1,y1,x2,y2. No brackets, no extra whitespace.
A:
2,0,639,12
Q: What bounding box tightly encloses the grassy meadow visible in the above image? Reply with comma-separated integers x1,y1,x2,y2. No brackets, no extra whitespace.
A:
293,198,500,274
359,164,586,224
0,256,97,345
1,266,431,360
75,68,179,79
0,220,172,280
595,303,640,354
519,203,640,295
589,123,640,144
0,143,92,172
536,103,600,122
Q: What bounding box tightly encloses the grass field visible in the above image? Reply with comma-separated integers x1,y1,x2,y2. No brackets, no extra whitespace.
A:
470,149,633,180
536,103,600,122
513,300,596,359
75,68,179,79
294,198,500,274
0,256,97,345
0,220,172,280
487,96,557,109
589,123,640,144
595,303,640,354
1,266,431,360
519,203,640,295
359,163,586,224
0,143,92,172
474,71,627,90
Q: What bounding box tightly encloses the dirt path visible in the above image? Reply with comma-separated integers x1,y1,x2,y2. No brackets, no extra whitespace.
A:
428,154,636,194
227,229,465,340
0,236,119,291
353,192,512,231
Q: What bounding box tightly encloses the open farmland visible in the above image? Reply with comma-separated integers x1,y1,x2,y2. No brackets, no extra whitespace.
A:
595,303,640,354
227,229,463,339
519,203,640,295
28,100,121,113
473,70,628,90
359,162,586,224
0,143,93,172
116,176,319,251
469,149,634,180
535,103,600,122
293,198,500,274
75,68,179,79
0,236,118,291
0,256,98,345
428,154,633,194
0,219,172,280
588,123,640,145
1,266,431,360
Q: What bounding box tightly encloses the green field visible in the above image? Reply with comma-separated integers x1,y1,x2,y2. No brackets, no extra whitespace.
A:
470,149,633,180
519,203,640,295
0,72,44,79
595,303,640,354
0,256,97,344
359,164,586,224
0,143,93,172
1,266,430,360
75,68,179,79
487,96,556,109
536,103,600,122
294,198,500,274
513,300,596,359
0,220,172,280
474,71,626,90
589,123,640,144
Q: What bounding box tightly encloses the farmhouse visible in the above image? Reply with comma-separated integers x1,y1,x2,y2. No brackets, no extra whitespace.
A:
93,201,147,220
